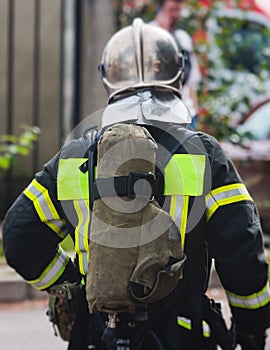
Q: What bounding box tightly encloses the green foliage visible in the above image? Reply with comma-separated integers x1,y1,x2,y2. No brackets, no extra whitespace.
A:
114,0,270,142
180,0,270,137
0,125,40,175
200,113,255,142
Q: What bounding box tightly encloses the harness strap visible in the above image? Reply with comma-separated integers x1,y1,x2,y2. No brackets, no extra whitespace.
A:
155,125,196,168
154,125,206,345
78,126,100,211
153,125,197,206
93,172,156,200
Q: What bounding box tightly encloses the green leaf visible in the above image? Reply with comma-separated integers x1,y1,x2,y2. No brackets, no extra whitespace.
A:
0,135,17,143
0,124,40,171
7,145,18,155
17,145,29,156
0,157,11,170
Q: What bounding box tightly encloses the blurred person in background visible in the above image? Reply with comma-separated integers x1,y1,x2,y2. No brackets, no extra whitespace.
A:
151,0,202,128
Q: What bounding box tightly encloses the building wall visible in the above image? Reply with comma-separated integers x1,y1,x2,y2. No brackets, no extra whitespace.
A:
0,0,115,215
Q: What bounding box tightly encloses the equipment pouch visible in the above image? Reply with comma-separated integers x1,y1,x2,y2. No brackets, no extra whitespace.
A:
47,281,84,341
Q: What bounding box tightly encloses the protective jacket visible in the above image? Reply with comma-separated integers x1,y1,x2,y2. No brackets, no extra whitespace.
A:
2,123,270,348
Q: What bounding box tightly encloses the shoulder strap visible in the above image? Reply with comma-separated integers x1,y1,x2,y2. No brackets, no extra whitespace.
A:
153,125,197,206
78,127,100,211
155,124,196,168
78,126,99,152
156,125,208,344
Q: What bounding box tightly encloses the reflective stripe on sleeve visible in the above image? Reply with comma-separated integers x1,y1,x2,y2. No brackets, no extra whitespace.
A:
27,247,69,290
205,183,252,221
24,179,67,238
74,199,90,275
177,316,211,338
226,282,270,310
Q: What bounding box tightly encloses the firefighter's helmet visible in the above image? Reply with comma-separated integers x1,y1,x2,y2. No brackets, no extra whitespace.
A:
99,18,185,102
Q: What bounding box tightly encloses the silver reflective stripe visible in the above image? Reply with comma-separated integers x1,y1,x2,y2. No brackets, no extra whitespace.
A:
169,195,189,248
209,186,249,203
38,195,57,221
53,220,67,230
226,283,270,309
74,199,90,275
177,316,211,337
27,182,41,198
206,195,215,210
205,183,252,221
173,195,184,226
27,248,69,290
24,179,67,238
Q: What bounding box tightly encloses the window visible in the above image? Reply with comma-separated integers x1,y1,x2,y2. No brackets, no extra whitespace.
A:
238,101,270,140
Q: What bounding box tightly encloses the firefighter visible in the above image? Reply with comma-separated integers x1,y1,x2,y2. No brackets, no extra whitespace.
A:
2,18,270,350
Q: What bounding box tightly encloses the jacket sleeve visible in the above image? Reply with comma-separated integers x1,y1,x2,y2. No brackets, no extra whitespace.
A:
203,134,270,334
2,152,81,291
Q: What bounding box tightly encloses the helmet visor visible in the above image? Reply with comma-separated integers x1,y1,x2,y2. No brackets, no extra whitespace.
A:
142,29,180,84
103,29,139,89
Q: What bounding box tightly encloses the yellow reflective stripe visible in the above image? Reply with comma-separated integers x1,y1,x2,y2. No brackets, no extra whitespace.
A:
170,196,184,228
24,186,47,222
33,179,59,218
74,199,90,275
177,316,211,338
170,195,185,279
24,188,36,202
180,196,189,248
205,183,252,221
169,195,189,249
27,247,69,290
226,282,270,310
169,195,177,218
177,316,191,330
24,179,67,238
45,221,67,238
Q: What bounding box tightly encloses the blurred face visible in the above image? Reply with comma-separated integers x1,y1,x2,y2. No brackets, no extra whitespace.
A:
162,1,182,29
